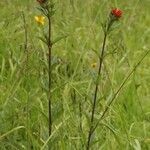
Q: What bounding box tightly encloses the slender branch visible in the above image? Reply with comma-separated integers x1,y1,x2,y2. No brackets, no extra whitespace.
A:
47,10,52,137
22,12,28,53
86,32,107,150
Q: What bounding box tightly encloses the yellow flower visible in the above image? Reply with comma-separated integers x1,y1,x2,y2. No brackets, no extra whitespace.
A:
35,16,45,25
91,62,97,68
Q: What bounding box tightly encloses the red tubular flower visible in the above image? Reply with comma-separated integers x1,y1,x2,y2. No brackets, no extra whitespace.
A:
37,0,47,4
111,8,122,18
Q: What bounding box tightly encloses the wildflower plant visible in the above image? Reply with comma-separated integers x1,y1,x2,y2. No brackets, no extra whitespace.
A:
36,0,55,142
86,8,123,150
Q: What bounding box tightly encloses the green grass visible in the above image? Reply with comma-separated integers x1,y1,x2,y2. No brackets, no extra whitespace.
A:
0,0,150,149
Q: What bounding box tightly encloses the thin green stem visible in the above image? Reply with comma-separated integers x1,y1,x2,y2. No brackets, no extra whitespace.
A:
48,13,52,137
86,33,107,150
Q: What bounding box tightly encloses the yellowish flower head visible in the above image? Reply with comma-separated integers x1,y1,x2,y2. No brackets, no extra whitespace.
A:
91,62,97,68
35,16,45,25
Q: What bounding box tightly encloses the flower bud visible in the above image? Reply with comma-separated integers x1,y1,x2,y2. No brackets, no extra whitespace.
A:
111,8,122,19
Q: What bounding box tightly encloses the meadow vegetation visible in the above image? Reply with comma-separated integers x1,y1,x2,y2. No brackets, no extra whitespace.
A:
0,0,150,149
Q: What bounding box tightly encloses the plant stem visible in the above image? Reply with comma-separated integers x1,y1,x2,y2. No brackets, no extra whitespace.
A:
86,32,107,150
22,12,30,149
47,11,52,138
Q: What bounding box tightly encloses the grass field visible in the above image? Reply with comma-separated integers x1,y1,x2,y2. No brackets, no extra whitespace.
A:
0,0,150,149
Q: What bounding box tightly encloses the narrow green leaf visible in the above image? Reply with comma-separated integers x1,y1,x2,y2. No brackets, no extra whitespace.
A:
52,35,68,45
37,36,48,45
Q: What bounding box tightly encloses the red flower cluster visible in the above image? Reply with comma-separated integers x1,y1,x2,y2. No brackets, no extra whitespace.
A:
111,8,122,18
37,0,47,4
